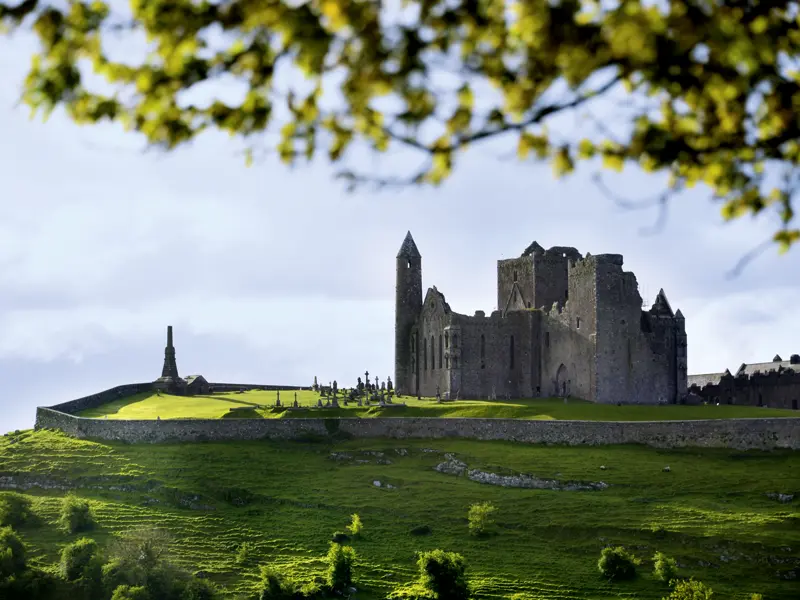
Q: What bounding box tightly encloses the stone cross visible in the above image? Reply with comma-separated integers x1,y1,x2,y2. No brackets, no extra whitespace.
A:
365,371,369,388
436,385,441,403
277,390,281,403
375,376,379,391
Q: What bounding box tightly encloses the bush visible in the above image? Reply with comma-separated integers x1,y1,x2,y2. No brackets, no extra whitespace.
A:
597,546,638,581
111,585,151,600
258,566,299,600
467,502,496,537
326,542,356,593
0,526,26,578
0,493,32,527
235,542,254,566
60,537,99,581
653,552,678,583
0,567,57,600
331,531,350,544
416,549,469,600
664,579,714,600
181,577,218,600
58,495,94,534
102,558,147,596
346,513,363,537
410,525,432,536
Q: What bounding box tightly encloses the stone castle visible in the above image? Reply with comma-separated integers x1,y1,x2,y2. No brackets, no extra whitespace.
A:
394,233,688,404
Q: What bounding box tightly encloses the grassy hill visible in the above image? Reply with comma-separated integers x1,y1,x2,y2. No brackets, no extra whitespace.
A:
76,390,800,421
1,429,798,599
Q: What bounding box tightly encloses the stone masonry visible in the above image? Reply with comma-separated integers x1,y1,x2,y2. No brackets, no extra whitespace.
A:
689,354,800,410
33,407,800,450
394,233,688,404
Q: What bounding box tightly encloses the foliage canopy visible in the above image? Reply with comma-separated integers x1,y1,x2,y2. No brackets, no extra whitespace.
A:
1,0,800,247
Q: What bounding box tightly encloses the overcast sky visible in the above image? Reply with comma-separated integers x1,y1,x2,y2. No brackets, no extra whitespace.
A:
2,28,799,434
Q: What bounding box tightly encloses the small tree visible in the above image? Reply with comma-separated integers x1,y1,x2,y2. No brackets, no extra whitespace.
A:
653,552,678,584
346,514,363,538
416,550,469,600
111,585,151,600
0,493,32,527
0,526,26,578
59,495,94,534
467,502,496,537
664,579,714,600
325,542,356,593
181,577,218,600
597,546,638,581
59,538,99,581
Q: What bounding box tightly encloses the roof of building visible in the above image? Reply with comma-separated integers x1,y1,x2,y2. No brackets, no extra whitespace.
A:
688,372,726,388
397,231,421,259
735,359,800,377
184,375,208,385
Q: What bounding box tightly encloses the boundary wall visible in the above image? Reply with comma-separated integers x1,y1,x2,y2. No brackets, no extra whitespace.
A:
48,382,305,415
34,407,800,450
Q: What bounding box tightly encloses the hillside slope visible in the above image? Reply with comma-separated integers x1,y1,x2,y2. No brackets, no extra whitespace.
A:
1,429,798,599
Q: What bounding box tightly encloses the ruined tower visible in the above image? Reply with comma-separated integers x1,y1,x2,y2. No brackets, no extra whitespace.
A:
395,232,423,396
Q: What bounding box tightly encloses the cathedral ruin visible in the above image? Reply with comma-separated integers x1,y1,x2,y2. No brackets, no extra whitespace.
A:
394,232,688,404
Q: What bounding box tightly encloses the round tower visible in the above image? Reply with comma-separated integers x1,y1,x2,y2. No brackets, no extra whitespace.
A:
395,231,423,396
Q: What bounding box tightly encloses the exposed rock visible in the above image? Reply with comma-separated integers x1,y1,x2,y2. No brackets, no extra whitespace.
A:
766,493,795,503
466,469,608,491
434,456,467,476
433,455,607,491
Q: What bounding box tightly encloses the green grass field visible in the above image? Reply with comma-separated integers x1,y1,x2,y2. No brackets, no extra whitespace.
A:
1,429,798,600
77,390,800,421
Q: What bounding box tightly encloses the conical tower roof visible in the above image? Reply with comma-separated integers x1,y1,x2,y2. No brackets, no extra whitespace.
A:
397,231,421,258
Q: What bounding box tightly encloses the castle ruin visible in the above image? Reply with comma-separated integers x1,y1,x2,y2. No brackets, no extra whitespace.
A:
394,233,688,404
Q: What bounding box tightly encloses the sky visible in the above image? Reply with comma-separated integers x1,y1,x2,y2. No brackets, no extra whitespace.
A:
2,26,800,434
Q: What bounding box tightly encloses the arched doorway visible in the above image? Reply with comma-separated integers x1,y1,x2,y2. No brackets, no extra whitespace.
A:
555,364,568,397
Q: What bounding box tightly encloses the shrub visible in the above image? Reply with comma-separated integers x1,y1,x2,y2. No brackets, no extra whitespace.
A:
60,537,99,581
597,546,638,581
416,549,469,600
111,527,171,572
102,558,147,595
0,493,32,527
0,526,26,578
664,579,714,600
331,531,350,544
258,566,299,600
181,577,218,600
410,525,432,536
326,542,356,593
111,585,151,600
467,502,496,537
59,495,94,534
346,513,363,537
0,567,57,600
235,542,254,566
653,552,678,583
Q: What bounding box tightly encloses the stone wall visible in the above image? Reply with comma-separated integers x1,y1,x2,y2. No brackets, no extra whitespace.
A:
50,383,156,415
34,407,800,450
50,382,306,415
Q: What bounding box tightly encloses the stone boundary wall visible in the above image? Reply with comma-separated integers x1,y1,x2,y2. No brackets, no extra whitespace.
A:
50,383,156,415
208,383,305,393
34,407,800,450
49,382,305,415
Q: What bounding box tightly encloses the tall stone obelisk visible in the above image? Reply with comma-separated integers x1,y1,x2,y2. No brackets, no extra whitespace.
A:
154,325,184,393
